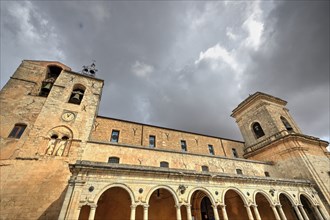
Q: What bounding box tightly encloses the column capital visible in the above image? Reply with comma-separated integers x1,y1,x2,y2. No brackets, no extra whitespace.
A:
244,204,251,208
251,204,258,208
220,204,226,208
175,204,181,209
143,204,149,209
276,204,282,208
185,204,192,208
131,204,137,209
90,204,97,209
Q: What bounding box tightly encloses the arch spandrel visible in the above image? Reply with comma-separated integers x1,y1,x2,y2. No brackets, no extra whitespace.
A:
187,187,216,205
145,185,180,206
222,187,249,206
93,183,135,204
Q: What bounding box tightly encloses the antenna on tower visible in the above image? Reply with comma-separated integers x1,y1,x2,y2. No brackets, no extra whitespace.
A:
82,60,98,77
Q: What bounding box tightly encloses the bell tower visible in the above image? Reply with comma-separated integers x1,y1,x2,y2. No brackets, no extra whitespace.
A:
0,60,104,159
231,92,330,208
231,92,302,154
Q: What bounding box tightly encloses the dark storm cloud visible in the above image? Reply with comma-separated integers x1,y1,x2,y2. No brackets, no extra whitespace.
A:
243,1,329,140
1,1,329,143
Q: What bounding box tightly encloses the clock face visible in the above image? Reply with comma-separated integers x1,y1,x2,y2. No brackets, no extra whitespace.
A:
61,112,75,122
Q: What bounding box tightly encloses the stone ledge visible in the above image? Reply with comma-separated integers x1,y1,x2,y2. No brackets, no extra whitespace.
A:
70,160,312,186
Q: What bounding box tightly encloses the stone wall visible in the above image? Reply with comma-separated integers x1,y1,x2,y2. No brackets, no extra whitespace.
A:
90,117,245,158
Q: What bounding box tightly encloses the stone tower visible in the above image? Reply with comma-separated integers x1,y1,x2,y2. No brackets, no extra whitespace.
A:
0,60,103,219
231,92,330,210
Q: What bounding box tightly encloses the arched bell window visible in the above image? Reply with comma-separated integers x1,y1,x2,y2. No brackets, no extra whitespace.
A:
39,65,62,97
280,116,293,131
68,84,85,105
252,122,265,139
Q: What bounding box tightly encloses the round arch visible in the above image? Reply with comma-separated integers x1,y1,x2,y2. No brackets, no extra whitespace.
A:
187,187,216,205
47,125,74,139
277,191,297,206
222,187,249,206
145,185,179,206
93,183,135,204
298,192,317,206
253,190,275,205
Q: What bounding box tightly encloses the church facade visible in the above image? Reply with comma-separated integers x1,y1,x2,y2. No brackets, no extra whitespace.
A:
0,60,329,220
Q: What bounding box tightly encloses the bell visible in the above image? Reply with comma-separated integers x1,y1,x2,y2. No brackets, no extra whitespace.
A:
71,93,81,104
41,82,52,93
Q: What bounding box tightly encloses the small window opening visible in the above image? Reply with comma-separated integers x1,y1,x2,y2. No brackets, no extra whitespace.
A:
208,145,215,155
181,140,187,152
68,87,85,105
252,122,265,139
39,65,62,97
108,157,120,163
62,136,69,140
51,134,58,139
202,165,209,172
8,124,27,139
149,135,156,148
110,130,120,143
232,148,239,158
265,171,270,177
160,161,169,168
236,169,243,175
281,116,293,131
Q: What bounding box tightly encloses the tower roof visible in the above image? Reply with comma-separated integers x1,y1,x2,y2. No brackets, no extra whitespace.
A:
231,92,287,118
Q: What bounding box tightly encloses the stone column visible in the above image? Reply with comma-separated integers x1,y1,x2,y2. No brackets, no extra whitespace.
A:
270,205,281,220
220,204,229,220
175,205,182,220
65,181,84,220
143,204,149,220
88,205,97,220
130,204,137,220
58,182,75,220
211,205,220,220
186,204,192,220
317,205,328,220
251,205,261,220
276,205,287,220
313,206,324,220
293,205,304,220
298,205,309,220
244,205,254,220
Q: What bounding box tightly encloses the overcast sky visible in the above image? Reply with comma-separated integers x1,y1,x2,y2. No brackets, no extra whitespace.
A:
1,1,329,143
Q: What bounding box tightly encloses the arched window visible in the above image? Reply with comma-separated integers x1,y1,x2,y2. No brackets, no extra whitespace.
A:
8,123,27,139
281,116,293,131
68,84,85,105
252,122,265,139
236,169,243,175
39,65,62,97
201,165,209,172
108,157,120,163
160,161,169,168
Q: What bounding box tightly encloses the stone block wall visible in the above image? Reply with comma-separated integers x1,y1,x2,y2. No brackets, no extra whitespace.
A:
90,117,245,158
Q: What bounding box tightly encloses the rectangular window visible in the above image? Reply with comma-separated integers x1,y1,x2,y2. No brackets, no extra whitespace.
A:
232,148,239,158
208,145,215,155
8,124,27,139
108,157,120,163
110,130,120,143
202,166,209,172
149,135,156,148
181,140,187,152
